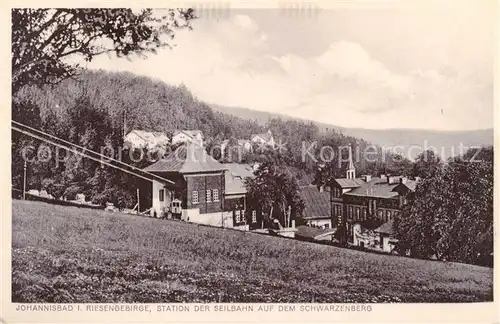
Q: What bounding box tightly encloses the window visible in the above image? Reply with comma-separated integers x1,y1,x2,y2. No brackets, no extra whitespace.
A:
206,190,212,202
212,189,219,202
355,207,360,220
252,210,257,223
387,210,392,221
377,209,383,219
324,223,330,229
192,191,199,204
362,208,367,220
159,189,164,202
235,210,241,223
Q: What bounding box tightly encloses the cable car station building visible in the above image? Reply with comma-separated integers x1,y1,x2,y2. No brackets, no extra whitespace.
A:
143,144,258,229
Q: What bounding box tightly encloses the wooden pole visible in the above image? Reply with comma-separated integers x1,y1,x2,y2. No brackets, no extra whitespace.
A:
136,188,140,215
23,160,27,200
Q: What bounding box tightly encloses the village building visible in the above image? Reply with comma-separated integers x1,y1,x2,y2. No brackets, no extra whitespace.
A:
328,146,417,252
171,130,204,146
299,184,332,229
124,130,170,149
223,163,259,230
250,130,275,149
143,144,227,226
143,145,259,229
237,139,253,152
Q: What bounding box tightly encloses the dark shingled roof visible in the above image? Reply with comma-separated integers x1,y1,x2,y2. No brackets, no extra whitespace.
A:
143,144,227,174
299,185,330,220
374,219,395,235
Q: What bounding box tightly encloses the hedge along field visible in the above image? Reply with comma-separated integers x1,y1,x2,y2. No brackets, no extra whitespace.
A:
11,200,493,303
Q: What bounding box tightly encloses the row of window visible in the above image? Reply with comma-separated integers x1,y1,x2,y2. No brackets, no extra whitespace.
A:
235,210,258,223
334,203,400,222
332,187,342,198
192,189,220,204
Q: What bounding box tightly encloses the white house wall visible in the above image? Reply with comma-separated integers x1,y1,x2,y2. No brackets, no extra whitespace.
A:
151,180,171,217
182,208,234,227
308,219,332,228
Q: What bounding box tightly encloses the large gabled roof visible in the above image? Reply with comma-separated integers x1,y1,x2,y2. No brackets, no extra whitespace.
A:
251,131,273,142
143,144,227,174
374,219,395,235
172,130,203,138
332,178,365,188
344,177,399,199
224,163,255,195
127,130,169,142
299,185,330,219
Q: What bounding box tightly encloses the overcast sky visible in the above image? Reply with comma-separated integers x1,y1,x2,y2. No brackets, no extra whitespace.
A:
88,1,495,131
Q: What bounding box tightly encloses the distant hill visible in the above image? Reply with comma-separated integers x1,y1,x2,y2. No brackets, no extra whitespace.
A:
210,104,493,159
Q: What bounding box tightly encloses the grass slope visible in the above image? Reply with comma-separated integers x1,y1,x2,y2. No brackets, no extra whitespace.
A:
12,200,493,303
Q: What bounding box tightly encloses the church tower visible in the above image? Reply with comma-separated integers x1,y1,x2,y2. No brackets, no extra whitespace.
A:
346,145,356,179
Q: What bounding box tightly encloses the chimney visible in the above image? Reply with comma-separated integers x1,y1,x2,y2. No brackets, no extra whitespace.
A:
400,177,408,184
319,185,324,193
388,176,400,184
361,175,372,182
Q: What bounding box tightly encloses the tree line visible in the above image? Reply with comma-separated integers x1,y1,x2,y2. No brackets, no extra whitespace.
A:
394,147,493,266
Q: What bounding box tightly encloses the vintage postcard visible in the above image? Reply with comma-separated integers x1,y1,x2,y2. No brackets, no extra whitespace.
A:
1,0,498,323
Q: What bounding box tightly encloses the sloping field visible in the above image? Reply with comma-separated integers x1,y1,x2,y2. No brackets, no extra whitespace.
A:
11,200,493,303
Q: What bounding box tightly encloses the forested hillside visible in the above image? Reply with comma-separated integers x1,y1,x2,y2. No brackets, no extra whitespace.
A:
211,104,494,160
12,69,413,209
15,70,264,141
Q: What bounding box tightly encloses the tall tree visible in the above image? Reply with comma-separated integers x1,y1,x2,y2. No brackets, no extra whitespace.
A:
411,149,442,179
12,8,196,93
394,148,493,265
245,161,305,228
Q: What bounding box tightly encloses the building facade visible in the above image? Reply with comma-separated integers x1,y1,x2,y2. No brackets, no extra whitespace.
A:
124,130,169,149
250,130,275,148
171,130,204,147
144,144,227,226
144,147,260,229
299,185,332,229
329,146,417,252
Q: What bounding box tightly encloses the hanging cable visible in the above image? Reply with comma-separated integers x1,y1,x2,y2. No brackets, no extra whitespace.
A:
12,121,174,184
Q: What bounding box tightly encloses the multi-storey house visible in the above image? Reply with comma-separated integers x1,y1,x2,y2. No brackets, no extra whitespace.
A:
329,146,417,252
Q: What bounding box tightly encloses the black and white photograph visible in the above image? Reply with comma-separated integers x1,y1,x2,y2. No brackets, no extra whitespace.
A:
5,0,496,317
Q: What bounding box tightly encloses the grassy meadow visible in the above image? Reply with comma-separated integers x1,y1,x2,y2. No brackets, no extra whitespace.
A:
11,200,493,303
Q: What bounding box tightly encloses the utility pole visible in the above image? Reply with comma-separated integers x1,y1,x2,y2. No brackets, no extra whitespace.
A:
136,188,140,215
123,110,127,138
22,160,27,200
